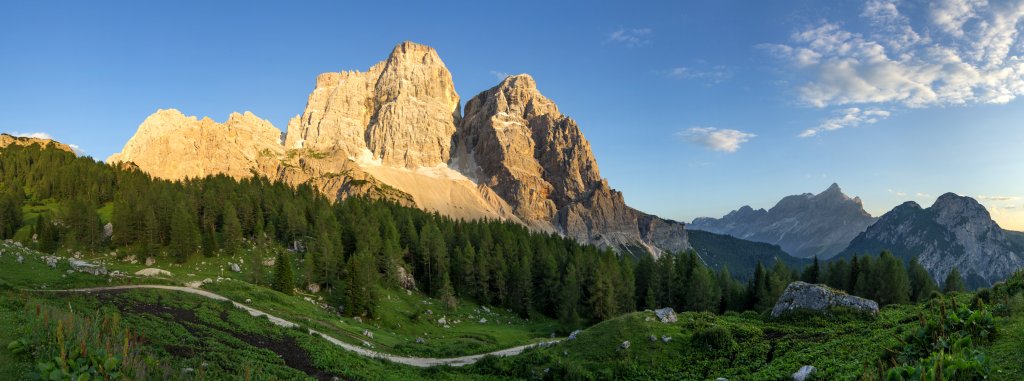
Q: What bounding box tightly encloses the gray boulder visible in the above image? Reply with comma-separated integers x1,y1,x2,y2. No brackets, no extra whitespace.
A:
619,341,630,350
793,365,816,381
568,330,582,340
771,282,878,318
229,263,242,273
654,307,677,323
69,259,107,276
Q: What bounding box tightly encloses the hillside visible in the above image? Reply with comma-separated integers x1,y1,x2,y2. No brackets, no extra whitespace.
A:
686,229,808,280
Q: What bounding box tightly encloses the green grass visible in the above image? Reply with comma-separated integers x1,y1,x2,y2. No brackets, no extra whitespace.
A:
464,306,922,380
987,293,1024,380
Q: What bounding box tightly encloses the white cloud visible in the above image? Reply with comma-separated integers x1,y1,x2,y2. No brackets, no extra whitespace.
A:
916,192,931,198
766,0,1024,109
678,127,756,153
10,131,54,140
665,66,733,84
608,27,653,47
799,107,891,137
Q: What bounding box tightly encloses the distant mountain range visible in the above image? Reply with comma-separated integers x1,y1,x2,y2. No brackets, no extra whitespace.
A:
689,183,877,259
838,193,1024,288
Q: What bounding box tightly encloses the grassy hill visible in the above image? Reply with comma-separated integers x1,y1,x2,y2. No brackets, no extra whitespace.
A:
687,229,809,280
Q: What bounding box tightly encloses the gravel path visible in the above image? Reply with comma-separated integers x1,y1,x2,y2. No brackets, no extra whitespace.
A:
33,284,560,367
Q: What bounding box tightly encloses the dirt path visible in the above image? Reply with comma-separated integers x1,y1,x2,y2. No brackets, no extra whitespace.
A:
33,285,561,368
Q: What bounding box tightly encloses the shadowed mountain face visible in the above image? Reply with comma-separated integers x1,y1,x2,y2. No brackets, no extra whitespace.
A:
689,183,877,259
106,41,696,256
838,193,1024,288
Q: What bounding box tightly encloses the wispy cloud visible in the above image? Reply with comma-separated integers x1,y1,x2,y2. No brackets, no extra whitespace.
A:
799,107,890,137
887,188,908,197
664,66,733,84
608,27,653,47
677,127,756,153
977,195,1020,202
764,0,1024,109
916,192,932,198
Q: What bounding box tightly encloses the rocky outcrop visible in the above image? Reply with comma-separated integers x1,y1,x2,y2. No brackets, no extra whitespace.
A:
284,41,460,169
770,281,879,317
108,109,284,180
839,193,1024,288
0,133,75,154
689,183,877,259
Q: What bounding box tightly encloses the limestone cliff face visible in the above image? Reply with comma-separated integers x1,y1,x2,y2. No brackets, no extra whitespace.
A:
107,109,284,180
0,133,75,154
455,74,688,252
284,41,460,169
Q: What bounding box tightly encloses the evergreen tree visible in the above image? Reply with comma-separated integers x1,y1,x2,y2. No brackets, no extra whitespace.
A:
907,257,938,302
272,251,295,295
943,267,965,293
746,262,771,311
801,256,821,284
222,202,243,255
558,263,582,329
346,249,379,317
685,266,720,312
875,251,910,305
169,203,201,263
0,189,24,239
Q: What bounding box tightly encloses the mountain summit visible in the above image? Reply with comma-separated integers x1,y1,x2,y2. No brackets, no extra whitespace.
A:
689,183,877,258
839,193,1024,287
107,41,691,255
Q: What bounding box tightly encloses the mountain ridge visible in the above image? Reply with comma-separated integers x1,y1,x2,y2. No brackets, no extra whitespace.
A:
106,41,693,256
689,183,877,259
838,192,1024,288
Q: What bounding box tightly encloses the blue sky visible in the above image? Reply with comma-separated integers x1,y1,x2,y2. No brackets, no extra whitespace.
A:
2,0,1023,230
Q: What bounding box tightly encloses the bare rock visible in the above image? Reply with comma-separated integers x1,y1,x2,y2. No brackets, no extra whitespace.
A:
654,307,677,323
0,133,75,153
771,282,878,318
793,365,816,381
619,341,630,350
229,263,241,273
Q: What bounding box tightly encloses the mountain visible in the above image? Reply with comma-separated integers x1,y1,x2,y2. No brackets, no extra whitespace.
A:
689,183,877,259
0,133,75,154
838,193,1024,288
108,41,691,255
686,229,809,281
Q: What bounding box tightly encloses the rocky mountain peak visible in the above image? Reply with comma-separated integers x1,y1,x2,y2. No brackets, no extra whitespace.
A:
285,41,460,169
689,184,877,259
841,193,1020,288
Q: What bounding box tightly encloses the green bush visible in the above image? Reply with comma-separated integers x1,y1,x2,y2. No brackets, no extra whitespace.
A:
690,325,735,351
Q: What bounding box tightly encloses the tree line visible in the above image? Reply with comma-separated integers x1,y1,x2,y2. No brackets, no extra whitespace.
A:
0,144,968,330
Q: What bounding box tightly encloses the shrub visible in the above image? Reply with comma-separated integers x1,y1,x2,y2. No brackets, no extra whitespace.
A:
690,325,735,351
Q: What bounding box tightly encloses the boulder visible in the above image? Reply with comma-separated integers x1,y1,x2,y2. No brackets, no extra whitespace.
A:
16,255,24,264
619,341,630,350
69,259,106,275
771,282,878,318
362,329,373,339
648,335,658,342
437,316,447,325
415,337,425,344
654,307,677,323
478,318,487,324
145,257,156,266
568,330,582,340
793,365,816,381
229,263,241,273
135,268,172,277
661,335,673,343
43,256,60,268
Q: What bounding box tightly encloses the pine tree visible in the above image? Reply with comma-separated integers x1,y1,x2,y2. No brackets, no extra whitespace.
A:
222,202,243,256
0,189,24,239
801,256,821,284
346,249,379,317
875,251,910,305
169,203,201,263
273,251,295,295
943,267,965,293
558,263,582,329
747,262,771,311
686,266,720,312
907,257,938,302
